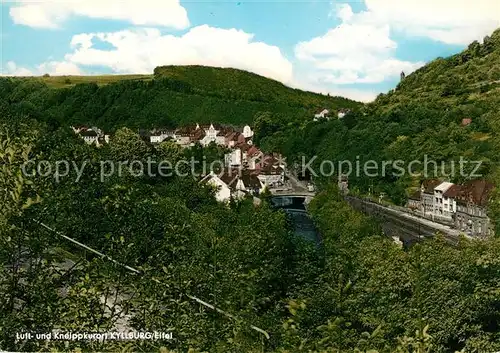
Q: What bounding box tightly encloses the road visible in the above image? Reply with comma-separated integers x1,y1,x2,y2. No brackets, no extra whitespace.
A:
269,171,315,197
285,171,309,193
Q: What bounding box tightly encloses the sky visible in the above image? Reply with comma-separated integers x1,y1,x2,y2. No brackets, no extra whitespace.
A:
1,0,499,102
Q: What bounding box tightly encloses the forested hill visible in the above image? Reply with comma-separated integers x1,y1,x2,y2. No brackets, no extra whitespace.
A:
153,65,351,108
371,27,500,115
0,66,360,131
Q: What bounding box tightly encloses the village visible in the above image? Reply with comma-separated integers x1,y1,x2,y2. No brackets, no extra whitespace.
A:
71,123,289,203
70,108,495,240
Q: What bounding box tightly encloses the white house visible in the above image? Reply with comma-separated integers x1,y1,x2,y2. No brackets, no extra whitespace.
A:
174,126,195,147
257,165,285,187
80,130,99,145
200,124,226,146
421,179,441,215
150,133,165,144
433,182,454,218
337,109,351,119
314,109,329,121
150,129,175,144
243,125,254,138
201,172,233,203
71,125,88,134
201,170,263,203
225,149,243,167
247,153,263,170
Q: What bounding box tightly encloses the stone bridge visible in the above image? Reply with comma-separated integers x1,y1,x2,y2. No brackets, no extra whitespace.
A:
270,192,315,207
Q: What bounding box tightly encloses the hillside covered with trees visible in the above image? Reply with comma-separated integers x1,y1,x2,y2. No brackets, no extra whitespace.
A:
257,28,500,209
0,66,360,131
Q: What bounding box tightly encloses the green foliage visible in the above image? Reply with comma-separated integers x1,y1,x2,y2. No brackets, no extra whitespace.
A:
3,113,500,352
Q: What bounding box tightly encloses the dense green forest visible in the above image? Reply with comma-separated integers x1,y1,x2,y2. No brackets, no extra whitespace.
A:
0,66,359,132
256,28,500,211
3,116,500,352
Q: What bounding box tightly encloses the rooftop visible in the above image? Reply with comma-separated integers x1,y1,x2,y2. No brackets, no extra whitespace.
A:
435,182,454,192
455,179,494,206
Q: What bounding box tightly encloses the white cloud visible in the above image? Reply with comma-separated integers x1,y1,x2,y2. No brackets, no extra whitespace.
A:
1,60,82,76
37,61,82,75
342,0,500,45
291,76,378,102
9,0,189,29
63,25,294,84
296,6,424,86
1,61,34,76
294,0,499,98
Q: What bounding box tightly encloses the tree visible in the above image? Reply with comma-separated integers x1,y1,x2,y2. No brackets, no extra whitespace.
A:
109,127,151,161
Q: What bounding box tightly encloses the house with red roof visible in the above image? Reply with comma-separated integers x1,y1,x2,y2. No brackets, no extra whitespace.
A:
200,170,263,203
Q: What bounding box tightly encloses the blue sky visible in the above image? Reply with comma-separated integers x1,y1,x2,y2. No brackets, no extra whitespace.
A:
1,0,499,101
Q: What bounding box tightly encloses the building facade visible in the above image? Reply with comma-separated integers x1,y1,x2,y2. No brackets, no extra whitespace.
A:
454,180,494,237
421,179,441,215
433,182,454,219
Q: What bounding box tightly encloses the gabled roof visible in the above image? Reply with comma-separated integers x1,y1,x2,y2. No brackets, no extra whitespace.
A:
200,123,223,130
217,126,233,136
175,125,197,136
225,131,241,141
259,164,284,175
461,118,472,126
247,146,261,158
455,180,494,206
236,142,251,152
80,130,98,137
443,184,461,198
151,128,175,135
192,129,205,141
435,182,454,192
218,171,240,188
202,170,261,191
239,172,262,189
